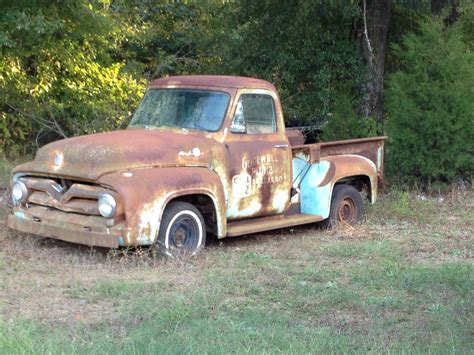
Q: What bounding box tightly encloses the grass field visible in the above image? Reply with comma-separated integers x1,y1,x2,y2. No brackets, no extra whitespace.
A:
0,186,472,354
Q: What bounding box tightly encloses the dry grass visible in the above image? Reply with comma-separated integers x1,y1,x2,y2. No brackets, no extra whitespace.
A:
0,229,208,325
0,187,472,353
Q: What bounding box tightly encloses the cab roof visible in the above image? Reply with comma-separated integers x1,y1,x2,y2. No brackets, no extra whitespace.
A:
149,75,277,91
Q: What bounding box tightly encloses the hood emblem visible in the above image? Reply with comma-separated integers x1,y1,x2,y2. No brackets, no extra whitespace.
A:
53,152,64,167
178,147,202,158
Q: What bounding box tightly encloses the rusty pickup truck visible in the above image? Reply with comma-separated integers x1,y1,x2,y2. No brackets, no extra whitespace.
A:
8,75,385,254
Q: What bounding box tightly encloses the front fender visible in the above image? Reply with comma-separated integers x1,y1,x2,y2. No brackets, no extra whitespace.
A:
99,167,226,246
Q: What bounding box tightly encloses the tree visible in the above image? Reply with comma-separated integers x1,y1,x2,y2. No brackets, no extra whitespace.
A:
431,0,459,22
321,93,377,141
358,0,392,124
0,0,235,157
109,0,228,80
386,15,473,183
214,0,365,127
0,0,144,156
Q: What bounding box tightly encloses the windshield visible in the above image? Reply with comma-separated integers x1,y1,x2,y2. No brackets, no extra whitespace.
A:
129,89,230,132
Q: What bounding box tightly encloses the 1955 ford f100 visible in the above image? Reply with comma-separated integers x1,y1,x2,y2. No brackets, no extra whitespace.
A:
8,75,385,254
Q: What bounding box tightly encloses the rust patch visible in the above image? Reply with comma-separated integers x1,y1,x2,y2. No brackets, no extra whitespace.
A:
7,210,122,248
149,75,278,91
8,75,385,249
318,161,336,187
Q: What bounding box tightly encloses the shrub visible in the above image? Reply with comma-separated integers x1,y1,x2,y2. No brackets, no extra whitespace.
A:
321,93,378,141
385,16,474,184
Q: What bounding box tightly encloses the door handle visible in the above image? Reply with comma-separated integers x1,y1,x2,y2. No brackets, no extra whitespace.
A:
274,144,289,149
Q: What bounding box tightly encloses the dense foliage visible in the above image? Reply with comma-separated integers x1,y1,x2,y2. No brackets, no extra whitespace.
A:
321,93,377,141
386,14,474,184
0,0,472,184
0,1,144,156
215,0,365,127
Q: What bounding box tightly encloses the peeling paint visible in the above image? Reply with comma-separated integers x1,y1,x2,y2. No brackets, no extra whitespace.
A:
14,211,26,219
7,75,386,249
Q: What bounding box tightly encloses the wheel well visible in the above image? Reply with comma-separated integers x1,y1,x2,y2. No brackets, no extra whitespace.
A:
167,194,217,235
334,175,372,202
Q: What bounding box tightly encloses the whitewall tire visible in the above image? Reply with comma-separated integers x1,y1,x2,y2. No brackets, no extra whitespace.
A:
158,201,206,256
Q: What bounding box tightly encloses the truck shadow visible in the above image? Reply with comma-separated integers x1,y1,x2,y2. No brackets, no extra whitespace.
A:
205,222,327,249
4,222,328,263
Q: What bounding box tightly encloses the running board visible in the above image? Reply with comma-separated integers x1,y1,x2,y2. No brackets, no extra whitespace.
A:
226,213,324,237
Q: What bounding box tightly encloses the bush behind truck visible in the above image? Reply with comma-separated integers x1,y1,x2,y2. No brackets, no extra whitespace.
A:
8,76,385,255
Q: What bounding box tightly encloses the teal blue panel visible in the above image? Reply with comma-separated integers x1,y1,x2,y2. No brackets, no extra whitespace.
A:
292,158,332,218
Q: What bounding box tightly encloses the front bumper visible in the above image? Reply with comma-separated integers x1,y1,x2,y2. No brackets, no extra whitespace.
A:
8,206,125,248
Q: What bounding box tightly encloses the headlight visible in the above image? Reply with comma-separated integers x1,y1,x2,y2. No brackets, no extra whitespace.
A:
12,181,28,205
98,193,117,218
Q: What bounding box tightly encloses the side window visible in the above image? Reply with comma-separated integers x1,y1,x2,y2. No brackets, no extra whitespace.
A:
230,94,276,134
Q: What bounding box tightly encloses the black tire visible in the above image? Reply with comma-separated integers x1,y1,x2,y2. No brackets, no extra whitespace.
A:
157,201,206,256
323,184,364,228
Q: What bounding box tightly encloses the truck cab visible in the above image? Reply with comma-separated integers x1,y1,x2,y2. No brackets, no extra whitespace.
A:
8,75,385,255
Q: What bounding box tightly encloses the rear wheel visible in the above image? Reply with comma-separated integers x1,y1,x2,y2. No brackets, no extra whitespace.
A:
324,184,364,228
157,201,206,256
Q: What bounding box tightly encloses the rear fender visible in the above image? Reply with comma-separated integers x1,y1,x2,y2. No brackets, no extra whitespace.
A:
299,154,377,219
99,167,226,246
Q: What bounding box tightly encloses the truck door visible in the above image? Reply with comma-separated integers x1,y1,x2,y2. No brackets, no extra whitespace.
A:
225,91,292,219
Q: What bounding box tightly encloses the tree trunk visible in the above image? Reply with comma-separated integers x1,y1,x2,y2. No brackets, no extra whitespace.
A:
358,0,392,124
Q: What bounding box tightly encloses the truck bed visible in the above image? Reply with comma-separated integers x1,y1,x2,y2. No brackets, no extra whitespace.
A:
290,136,387,178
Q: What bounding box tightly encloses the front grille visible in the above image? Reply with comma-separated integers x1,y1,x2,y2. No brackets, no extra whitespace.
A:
20,176,108,215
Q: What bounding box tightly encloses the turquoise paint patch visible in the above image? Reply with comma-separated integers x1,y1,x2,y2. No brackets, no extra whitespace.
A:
302,183,331,218
292,153,309,188
14,211,26,220
118,236,125,246
292,158,332,218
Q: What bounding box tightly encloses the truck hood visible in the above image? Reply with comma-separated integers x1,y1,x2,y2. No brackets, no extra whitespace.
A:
14,129,217,181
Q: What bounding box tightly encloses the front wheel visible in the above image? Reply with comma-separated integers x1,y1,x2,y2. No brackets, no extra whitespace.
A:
157,201,206,256
324,184,365,228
